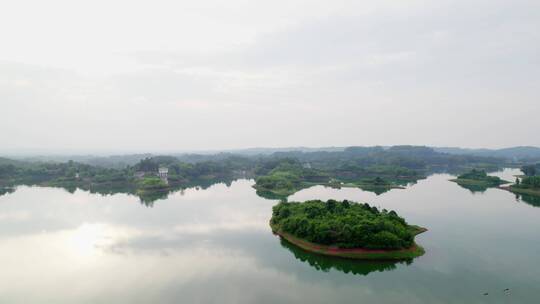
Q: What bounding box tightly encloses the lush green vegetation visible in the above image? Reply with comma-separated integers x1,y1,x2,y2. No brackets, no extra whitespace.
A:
521,164,540,177
253,159,328,197
0,156,245,205
518,176,540,188
137,177,168,191
253,158,423,198
450,169,508,188
1,145,509,203
271,200,425,250
252,146,507,197
510,176,540,197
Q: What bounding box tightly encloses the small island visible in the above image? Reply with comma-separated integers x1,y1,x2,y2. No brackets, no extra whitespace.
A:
328,177,406,195
254,160,421,198
450,169,509,188
270,199,427,260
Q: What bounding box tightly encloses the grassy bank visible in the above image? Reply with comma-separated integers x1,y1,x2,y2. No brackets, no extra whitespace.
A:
506,186,540,197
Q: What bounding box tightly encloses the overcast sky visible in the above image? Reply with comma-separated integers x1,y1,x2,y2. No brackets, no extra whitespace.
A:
1,0,539,154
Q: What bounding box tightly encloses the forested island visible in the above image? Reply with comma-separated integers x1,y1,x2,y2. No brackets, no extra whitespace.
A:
253,160,417,198
270,200,427,260
450,169,509,190
252,146,505,198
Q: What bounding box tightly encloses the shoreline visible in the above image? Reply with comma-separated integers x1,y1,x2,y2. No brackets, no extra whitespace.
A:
449,178,508,187
499,185,540,197
270,222,427,260
254,182,406,198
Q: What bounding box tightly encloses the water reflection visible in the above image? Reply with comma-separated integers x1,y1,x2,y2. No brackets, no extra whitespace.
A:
453,183,489,194
278,238,410,276
255,189,288,201
0,186,15,196
514,193,540,207
355,185,392,195
1,169,540,303
0,177,239,206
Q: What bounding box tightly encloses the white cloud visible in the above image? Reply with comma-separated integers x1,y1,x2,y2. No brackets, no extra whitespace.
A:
1,0,539,152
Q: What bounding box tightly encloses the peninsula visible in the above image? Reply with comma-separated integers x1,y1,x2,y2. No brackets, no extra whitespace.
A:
507,176,540,197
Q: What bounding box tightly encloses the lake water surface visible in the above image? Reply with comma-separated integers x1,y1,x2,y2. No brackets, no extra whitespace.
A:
0,169,538,303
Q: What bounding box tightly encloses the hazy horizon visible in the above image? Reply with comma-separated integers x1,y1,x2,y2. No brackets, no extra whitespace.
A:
3,144,540,158
2,0,539,152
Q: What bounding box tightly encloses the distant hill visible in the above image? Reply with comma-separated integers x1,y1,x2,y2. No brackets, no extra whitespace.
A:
11,154,152,169
222,146,346,155
434,146,540,161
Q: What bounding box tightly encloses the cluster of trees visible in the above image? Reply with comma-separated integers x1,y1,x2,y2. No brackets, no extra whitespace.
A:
1,145,511,203
515,176,540,189
457,169,504,185
271,200,416,250
331,164,419,183
270,145,503,172
137,177,168,191
0,158,130,185
253,157,426,197
254,160,329,196
134,156,253,185
521,164,539,177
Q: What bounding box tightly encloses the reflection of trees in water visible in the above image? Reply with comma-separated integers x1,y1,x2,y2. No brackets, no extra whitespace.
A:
0,187,15,196
138,190,169,207
279,238,413,276
0,177,238,207
454,183,489,194
356,186,392,196
515,193,540,207
255,189,288,201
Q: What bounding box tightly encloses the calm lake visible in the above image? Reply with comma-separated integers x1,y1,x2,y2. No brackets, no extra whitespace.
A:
0,168,539,303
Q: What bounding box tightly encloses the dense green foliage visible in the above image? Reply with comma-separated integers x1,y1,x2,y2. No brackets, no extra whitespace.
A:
0,156,246,205
455,169,505,185
521,164,539,177
509,175,540,199
253,158,425,197
271,145,503,172
138,177,168,190
254,160,328,196
515,176,540,189
271,200,417,250
1,145,510,203
0,159,130,185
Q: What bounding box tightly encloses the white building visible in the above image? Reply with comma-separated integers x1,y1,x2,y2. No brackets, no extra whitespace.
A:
158,167,169,179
